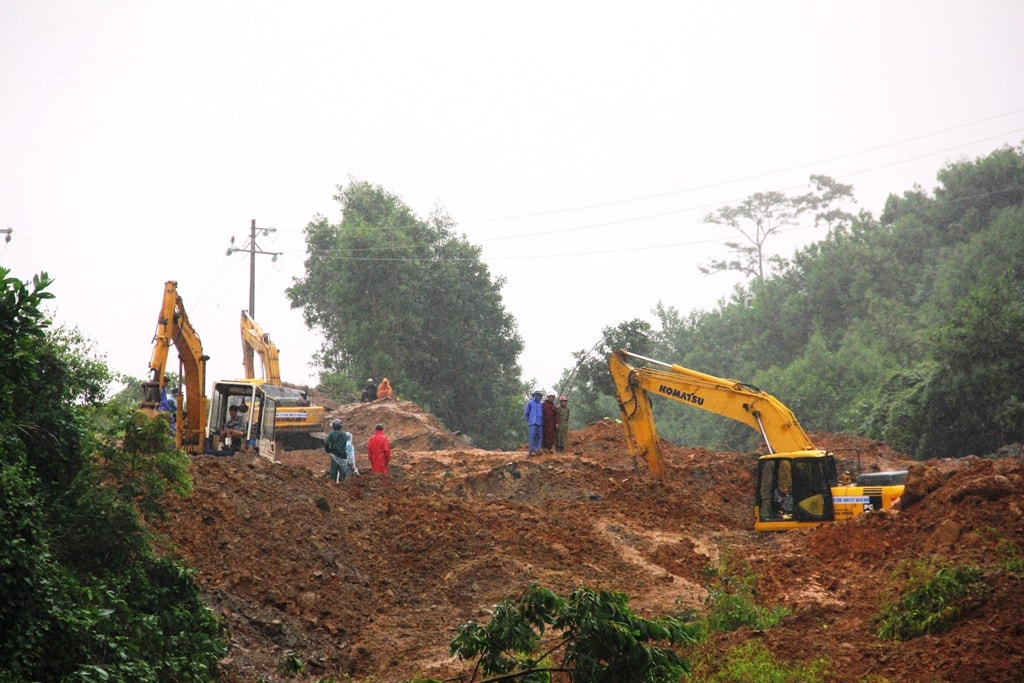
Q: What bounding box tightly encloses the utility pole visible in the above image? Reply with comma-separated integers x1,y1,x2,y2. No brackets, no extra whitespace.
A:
227,220,282,375
226,219,282,319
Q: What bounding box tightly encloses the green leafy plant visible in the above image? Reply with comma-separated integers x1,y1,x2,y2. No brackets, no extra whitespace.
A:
277,651,305,677
448,583,701,682
876,561,988,640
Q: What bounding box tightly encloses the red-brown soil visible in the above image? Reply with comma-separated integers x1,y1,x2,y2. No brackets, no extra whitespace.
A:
151,399,1024,682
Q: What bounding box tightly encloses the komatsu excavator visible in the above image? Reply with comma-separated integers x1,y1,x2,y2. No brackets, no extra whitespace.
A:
609,349,906,531
240,310,326,449
141,281,278,460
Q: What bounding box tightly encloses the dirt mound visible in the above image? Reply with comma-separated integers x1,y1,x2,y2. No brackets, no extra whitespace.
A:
327,398,473,452
150,403,1024,682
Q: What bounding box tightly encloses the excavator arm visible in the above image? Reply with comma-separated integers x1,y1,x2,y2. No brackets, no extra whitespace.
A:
609,348,817,478
141,281,209,453
240,310,282,384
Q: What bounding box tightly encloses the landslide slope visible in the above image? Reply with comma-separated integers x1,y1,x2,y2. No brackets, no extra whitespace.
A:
151,400,1024,682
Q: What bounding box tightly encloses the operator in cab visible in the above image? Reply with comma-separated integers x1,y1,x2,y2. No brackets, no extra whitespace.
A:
219,405,247,443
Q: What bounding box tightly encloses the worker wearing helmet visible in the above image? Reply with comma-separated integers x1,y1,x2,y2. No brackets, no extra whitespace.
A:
523,391,544,456
324,418,358,481
360,378,378,403
555,395,570,452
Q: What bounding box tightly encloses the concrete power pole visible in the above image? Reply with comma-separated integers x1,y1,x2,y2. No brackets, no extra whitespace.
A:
226,219,282,372
226,219,282,319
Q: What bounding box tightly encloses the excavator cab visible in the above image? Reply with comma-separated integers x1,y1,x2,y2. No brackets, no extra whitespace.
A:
206,380,277,460
755,452,837,531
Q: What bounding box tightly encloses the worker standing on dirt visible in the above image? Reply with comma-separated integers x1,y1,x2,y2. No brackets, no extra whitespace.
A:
325,418,358,481
367,423,392,474
555,395,570,452
524,390,544,456
542,394,557,452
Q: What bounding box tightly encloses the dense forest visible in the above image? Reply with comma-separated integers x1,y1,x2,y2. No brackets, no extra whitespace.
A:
566,144,1024,460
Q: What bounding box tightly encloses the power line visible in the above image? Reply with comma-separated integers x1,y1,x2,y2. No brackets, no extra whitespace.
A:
459,113,1024,224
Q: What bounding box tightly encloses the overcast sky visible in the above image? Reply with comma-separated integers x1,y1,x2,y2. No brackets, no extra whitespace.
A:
3,1,1023,398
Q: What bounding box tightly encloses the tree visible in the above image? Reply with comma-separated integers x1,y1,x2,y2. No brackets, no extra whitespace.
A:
702,175,855,280
288,180,525,448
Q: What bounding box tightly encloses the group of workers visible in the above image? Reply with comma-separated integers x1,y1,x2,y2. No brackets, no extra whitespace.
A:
523,391,570,456
360,377,394,403
324,418,392,481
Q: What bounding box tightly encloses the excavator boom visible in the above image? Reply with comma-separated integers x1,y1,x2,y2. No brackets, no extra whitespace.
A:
142,282,283,460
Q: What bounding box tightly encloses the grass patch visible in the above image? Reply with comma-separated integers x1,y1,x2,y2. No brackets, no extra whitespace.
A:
876,560,988,640
979,526,1024,576
691,640,829,682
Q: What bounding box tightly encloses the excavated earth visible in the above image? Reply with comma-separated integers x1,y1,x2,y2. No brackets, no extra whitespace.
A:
151,398,1024,682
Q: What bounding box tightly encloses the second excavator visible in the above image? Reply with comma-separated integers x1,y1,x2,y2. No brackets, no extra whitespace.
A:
240,310,326,449
609,349,907,531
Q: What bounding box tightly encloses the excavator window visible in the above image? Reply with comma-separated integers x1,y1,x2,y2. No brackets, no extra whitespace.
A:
757,456,835,523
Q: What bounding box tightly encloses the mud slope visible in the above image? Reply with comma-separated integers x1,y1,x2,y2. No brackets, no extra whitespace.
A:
151,400,1024,682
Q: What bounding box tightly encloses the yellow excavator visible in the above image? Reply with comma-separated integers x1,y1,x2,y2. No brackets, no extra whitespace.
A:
609,349,906,531
141,281,279,459
240,310,326,449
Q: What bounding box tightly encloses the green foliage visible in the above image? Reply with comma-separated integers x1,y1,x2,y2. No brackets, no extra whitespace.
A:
701,555,788,633
0,268,225,681
566,319,653,427
448,583,700,682
876,561,988,640
277,651,305,677
693,640,829,683
87,404,193,521
288,180,524,448
977,527,1024,576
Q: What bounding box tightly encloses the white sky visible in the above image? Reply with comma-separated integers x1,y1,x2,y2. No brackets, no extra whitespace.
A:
3,1,1023,395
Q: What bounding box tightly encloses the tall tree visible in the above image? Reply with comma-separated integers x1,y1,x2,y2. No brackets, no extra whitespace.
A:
702,174,855,280
288,180,524,448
